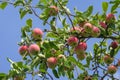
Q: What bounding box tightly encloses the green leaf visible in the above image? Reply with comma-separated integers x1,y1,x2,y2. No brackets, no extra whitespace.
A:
52,69,59,78
0,73,7,79
83,5,93,17
0,2,8,10
20,9,28,19
26,19,32,27
111,4,119,13
14,0,25,7
7,58,14,64
68,56,85,71
102,2,108,13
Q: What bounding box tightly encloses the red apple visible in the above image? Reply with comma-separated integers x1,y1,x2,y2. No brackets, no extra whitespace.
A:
29,44,40,54
74,42,87,54
99,22,107,29
47,57,57,69
76,53,86,60
83,22,93,32
32,28,43,40
67,36,78,47
106,13,115,23
19,45,28,55
103,54,113,64
92,26,101,37
107,65,117,74
110,41,118,49
49,6,59,16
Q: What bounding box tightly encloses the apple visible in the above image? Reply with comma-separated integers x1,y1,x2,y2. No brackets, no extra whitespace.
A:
70,26,81,33
14,76,24,80
19,45,28,55
57,54,66,60
74,42,87,54
99,22,107,29
103,54,113,64
92,26,101,37
76,53,86,60
107,65,117,74
83,22,93,32
67,36,78,47
32,28,43,40
49,6,59,16
106,13,115,23
29,44,40,54
47,57,57,69
110,41,118,49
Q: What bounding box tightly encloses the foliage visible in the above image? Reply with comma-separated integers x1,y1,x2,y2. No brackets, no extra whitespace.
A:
0,0,120,80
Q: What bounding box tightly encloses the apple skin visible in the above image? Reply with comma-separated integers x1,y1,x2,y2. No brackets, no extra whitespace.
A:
92,26,101,37
47,57,57,69
99,22,107,29
83,22,93,32
110,41,118,49
49,6,59,16
29,44,40,54
103,54,113,64
106,13,115,23
76,53,86,60
70,26,81,33
74,42,87,54
67,36,78,47
107,65,117,74
32,28,43,40
19,45,28,56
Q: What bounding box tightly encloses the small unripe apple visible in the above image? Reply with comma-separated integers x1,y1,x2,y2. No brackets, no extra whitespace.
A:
106,13,115,23
99,22,107,29
19,45,28,55
110,41,118,49
103,54,113,64
92,26,101,37
74,42,87,54
29,44,40,54
83,22,93,32
57,54,66,60
32,28,43,40
107,65,117,74
47,57,57,69
76,53,86,60
67,36,78,47
49,6,59,16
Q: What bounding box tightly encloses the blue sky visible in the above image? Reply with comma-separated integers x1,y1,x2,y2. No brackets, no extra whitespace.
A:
1,0,120,80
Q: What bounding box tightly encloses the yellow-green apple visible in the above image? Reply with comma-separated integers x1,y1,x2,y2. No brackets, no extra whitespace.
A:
32,28,43,40
103,54,113,64
29,44,40,54
107,65,117,74
47,57,57,69
76,53,86,60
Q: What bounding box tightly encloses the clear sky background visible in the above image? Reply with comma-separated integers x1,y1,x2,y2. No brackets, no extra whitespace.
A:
1,0,120,80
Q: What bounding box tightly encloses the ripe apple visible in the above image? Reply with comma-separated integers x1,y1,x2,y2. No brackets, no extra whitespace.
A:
74,42,87,54
47,57,57,69
76,53,86,60
83,22,93,32
67,36,78,47
106,13,115,23
99,22,107,29
29,44,40,54
19,45,28,55
32,28,43,40
92,26,101,37
110,41,118,49
103,54,113,64
49,6,59,16
107,65,117,74
70,26,81,33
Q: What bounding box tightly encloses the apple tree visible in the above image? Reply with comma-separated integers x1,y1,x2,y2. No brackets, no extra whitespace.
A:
0,0,120,80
